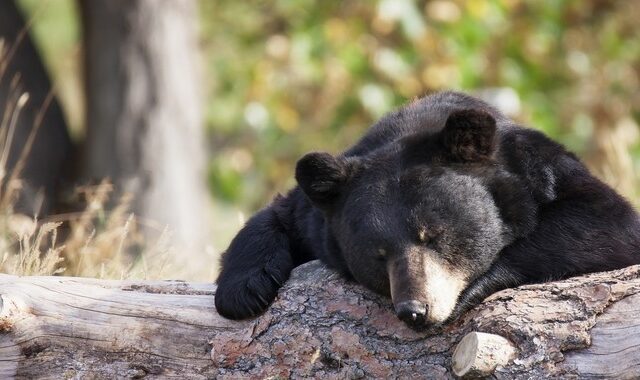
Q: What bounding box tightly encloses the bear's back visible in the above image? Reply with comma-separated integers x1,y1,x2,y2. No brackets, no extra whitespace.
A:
343,91,511,158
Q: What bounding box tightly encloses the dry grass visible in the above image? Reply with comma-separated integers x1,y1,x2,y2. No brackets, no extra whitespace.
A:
43,181,174,280
0,180,175,280
1,218,63,276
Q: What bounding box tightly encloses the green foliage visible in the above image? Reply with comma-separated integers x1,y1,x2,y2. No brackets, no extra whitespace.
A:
200,0,640,210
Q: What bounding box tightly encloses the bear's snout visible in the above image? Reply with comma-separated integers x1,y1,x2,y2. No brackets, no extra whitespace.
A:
394,300,428,328
388,248,468,327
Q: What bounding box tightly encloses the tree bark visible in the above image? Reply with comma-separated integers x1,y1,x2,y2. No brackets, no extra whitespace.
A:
78,0,210,254
1,261,640,379
0,0,73,216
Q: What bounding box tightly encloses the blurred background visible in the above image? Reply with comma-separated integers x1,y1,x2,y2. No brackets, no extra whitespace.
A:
1,0,639,280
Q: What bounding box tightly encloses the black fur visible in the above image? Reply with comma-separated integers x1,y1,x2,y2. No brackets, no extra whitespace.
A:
441,109,496,162
295,153,350,207
215,91,640,326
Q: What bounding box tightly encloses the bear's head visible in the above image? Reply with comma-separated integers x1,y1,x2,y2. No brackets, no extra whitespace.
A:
295,108,537,329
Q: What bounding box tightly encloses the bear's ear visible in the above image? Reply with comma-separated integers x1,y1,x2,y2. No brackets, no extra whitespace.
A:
441,109,497,162
295,152,350,208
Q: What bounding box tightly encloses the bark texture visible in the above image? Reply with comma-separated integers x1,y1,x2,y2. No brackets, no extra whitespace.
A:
78,0,210,253
1,261,640,379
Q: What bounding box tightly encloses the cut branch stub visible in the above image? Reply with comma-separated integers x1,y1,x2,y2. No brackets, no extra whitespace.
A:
452,331,517,378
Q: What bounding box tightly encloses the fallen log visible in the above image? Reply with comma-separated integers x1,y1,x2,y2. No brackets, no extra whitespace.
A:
1,261,640,379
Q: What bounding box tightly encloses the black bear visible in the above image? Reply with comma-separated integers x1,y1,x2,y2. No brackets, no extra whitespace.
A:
215,91,640,329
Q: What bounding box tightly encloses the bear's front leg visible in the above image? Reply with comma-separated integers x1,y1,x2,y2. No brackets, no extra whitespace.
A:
215,206,294,320
446,258,524,324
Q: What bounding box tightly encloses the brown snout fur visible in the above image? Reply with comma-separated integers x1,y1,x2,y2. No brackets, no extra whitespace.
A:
388,248,468,324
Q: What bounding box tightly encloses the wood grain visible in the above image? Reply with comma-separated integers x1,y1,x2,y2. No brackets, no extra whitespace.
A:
564,293,640,379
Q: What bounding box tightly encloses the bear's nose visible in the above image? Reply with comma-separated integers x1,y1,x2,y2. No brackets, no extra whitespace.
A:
395,300,428,328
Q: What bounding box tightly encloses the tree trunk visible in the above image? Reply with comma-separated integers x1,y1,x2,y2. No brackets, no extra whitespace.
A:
1,261,640,379
78,0,210,256
0,0,73,216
